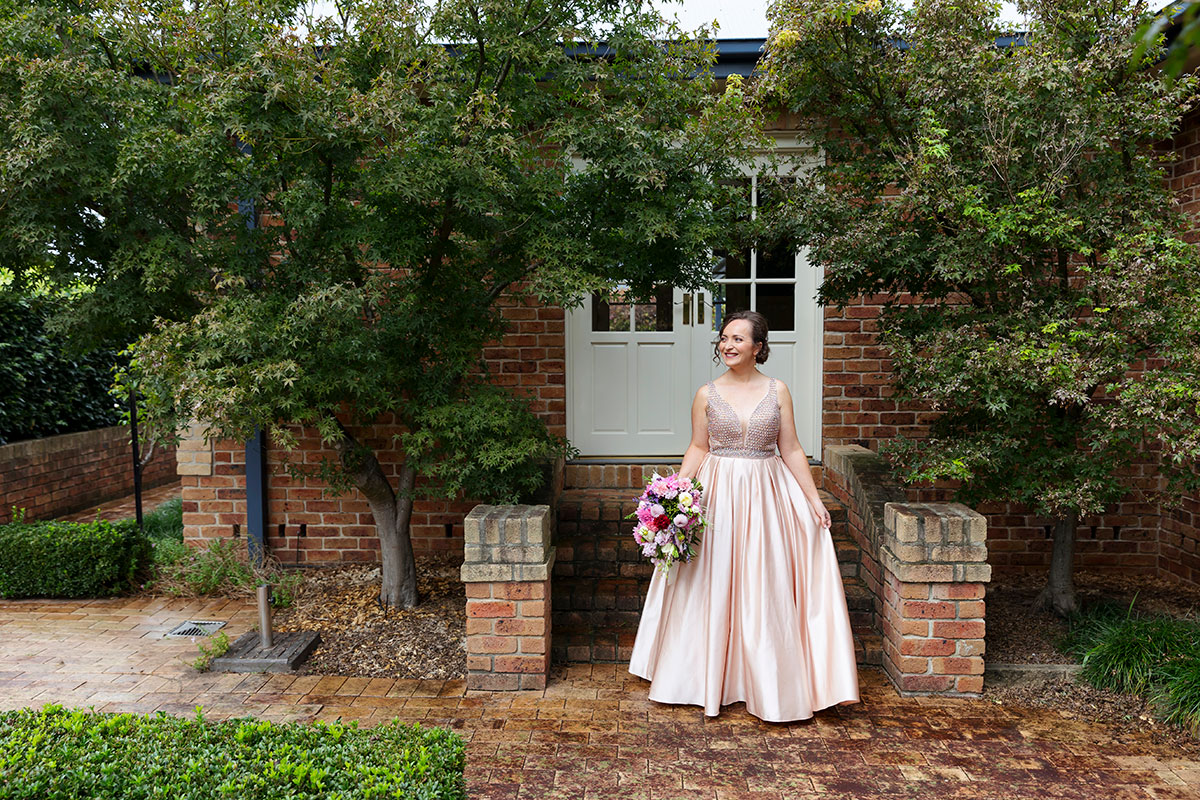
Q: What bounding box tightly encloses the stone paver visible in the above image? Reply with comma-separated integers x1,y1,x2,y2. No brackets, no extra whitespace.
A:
2,597,1199,799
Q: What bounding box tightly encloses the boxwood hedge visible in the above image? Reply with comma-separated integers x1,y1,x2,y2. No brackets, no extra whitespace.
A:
0,705,465,799
0,519,150,598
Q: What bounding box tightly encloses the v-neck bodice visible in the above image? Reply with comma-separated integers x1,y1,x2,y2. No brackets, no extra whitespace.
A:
705,378,779,458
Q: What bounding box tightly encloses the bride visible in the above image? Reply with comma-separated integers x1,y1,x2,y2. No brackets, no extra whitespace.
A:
628,310,860,722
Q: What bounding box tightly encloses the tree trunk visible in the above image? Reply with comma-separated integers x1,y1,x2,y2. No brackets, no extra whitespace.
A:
376,463,418,609
1033,510,1079,617
336,425,419,610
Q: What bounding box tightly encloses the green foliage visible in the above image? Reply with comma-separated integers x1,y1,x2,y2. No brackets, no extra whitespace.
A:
0,0,756,604
189,630,230,672
0,519,150,598
1067,603,1200,734
762,0,1200,521
1078,614,1200,694
150,538,302,607
0,293,122,445
140,497,182,542
0,705,465,799
1157,656,1200,734
405,383,577,504
1132,2,1199,80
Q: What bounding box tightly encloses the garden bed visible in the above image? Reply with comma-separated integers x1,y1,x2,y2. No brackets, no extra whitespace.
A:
983,569,1200,753
273,558,465,680
985,569,1200,665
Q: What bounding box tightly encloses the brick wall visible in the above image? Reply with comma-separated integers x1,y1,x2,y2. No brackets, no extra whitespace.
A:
1158,106,1200,585
180,300,566,561
0,426,178,524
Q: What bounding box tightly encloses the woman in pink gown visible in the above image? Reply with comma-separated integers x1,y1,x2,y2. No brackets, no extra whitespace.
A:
629,310,860,722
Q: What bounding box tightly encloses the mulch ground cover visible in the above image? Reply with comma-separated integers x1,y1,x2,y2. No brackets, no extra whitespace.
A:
272,556,465,680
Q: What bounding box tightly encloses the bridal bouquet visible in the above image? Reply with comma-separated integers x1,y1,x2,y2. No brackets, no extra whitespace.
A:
630,472,706,574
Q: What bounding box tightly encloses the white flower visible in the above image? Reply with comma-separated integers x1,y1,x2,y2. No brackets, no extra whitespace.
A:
678,491,693,508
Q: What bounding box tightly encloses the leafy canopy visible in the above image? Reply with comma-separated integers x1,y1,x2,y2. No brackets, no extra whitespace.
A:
763,0,1200,518
0,0,758,502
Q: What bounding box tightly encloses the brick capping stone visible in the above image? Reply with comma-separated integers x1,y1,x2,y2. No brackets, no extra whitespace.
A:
824,444,991,697
461,504,555,691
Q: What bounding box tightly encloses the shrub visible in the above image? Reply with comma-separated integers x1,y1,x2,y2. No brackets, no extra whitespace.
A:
151,538,303,608
0,705,466,799
0,519,150,598
1069,602,1200,735
0,293,123,445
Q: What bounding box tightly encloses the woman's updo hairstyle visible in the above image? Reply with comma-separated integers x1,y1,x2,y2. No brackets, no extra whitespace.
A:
713,310,770,364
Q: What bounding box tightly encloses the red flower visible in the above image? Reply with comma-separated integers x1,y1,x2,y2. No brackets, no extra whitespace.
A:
654,515,671,530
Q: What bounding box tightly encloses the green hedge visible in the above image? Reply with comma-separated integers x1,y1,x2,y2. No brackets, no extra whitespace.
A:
0,519,150,598
0,293,123,445
0,705,466,799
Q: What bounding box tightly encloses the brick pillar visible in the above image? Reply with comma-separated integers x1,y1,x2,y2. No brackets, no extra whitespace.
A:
880,503,990,696
461,505,555,691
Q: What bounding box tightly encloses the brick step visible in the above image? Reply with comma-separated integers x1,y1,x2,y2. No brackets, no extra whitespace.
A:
551,573,877,665
564,461,826,490
555,490,858,580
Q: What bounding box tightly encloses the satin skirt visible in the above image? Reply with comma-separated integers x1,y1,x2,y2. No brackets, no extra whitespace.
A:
628,453,861,722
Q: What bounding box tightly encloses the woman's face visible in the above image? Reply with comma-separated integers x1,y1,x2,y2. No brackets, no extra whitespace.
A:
719,319,760,368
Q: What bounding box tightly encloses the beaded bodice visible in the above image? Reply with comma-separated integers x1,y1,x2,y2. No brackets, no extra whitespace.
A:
706,378,779,459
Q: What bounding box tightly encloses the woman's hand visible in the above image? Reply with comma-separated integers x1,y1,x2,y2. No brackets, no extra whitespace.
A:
809,497,831,531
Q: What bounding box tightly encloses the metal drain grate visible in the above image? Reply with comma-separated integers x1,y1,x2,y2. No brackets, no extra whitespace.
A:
166,620,226,638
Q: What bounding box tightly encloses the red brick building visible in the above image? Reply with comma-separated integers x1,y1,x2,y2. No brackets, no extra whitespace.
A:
178,40,1200,598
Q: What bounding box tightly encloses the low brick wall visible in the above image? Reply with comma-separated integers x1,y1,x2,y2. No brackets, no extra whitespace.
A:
461,505,555,691
825,445,991,697
0,426,177,524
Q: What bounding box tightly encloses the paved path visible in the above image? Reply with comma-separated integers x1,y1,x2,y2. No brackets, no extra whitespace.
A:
1,597,1198,799
61,482,180,523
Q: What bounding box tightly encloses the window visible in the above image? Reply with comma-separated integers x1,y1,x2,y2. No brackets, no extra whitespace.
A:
711,176,797,333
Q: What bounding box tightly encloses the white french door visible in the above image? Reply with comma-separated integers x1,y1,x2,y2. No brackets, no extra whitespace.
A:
567,154,824,459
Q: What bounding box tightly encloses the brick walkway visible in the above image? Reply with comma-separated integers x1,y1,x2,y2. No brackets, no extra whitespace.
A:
1,597,1198,799
61,482,181,523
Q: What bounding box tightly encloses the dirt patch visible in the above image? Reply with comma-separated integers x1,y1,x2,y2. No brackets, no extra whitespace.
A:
273,558,465,680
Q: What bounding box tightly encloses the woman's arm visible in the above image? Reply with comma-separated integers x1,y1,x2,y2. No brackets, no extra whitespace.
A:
776,381,831,529
678,385,710,481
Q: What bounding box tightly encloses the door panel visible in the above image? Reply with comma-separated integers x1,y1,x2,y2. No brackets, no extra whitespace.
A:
567,150,824,459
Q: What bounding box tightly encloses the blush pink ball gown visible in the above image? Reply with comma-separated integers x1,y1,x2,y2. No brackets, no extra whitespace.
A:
628,377,860,722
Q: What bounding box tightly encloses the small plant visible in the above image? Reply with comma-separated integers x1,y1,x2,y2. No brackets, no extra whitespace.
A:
141,497,183,541
1157,657,1200,735
1078,615,1200,695
189,631,230,672
1067,600,1200,736
149,538,304,607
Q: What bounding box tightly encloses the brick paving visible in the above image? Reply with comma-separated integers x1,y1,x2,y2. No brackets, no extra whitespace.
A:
61,482,181,523
2,597,1199,799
